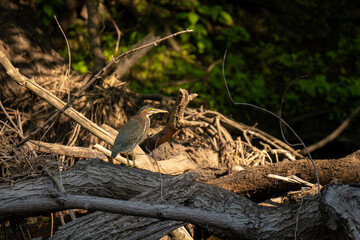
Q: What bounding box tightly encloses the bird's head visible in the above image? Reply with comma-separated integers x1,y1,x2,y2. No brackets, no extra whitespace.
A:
136,106,169,117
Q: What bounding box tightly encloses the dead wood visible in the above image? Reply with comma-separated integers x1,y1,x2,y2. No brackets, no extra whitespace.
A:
141,89,209,153
210,150,360,200
28,140,197,175
0,158,359,239
29,140,107,159
191,109,303,159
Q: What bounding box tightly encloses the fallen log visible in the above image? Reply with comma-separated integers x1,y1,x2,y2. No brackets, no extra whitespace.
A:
1,158,359,239
211,150,360,200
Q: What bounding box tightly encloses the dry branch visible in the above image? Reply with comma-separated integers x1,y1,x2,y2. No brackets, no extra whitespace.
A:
0,158,359,239
198,110,303,159
0,49,115,144
29,140,106,159
141,89,209,152
210,150,360,199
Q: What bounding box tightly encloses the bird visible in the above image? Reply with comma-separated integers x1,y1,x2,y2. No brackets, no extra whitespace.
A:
111,106,169,167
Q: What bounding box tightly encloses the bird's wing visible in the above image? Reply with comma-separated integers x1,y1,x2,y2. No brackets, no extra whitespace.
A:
111,118,144,157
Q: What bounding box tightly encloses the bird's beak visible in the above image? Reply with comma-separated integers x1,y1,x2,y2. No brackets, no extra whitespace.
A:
153,108,169,114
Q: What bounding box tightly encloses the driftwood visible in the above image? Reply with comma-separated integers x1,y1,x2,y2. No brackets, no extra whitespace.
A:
25,142,360,200
0,45,207,239
211,150,360,199
28,140,197,175
1,158,359,239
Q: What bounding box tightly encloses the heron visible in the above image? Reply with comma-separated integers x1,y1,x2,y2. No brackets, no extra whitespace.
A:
111,106,168,167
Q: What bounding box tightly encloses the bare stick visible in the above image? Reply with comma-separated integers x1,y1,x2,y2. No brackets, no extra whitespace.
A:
279,76,308,147
50,213,54,237
267,174,315,187
102,2,122,53
54,16,71,102
0,102,19,134
112,18,122,53
14,29,193,147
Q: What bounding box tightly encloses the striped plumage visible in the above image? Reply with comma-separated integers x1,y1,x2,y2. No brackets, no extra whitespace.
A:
111,106,168,167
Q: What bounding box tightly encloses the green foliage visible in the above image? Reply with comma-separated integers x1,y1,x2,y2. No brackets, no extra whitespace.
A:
72,61,88,74
35,0,64,26
38,0,360,126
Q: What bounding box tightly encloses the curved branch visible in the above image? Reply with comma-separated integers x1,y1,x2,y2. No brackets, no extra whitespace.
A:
141,88,209,152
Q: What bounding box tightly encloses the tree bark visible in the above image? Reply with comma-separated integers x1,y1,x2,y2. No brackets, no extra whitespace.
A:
1,158,359,239
86,0,106,72
211,150,360,200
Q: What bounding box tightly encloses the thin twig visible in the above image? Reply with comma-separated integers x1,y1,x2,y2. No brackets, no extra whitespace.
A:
37,112,60,144
16,29,193,148
101,3,122,53
54,16,71,102
267,174,301,184
279,76,307,147
51,212,54,237
59,211,65,226
0,101,35,170
0,102,18,133
113,19,122,53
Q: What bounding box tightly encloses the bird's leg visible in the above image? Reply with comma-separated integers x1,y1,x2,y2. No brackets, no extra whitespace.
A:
131,151,136,168
125,153,130,166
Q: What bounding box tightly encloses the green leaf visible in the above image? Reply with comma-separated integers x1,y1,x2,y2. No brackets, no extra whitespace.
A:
72,61,88,74
219,10,234,26
188,12,199,25
197,5,210,15
43,4,54,17
197,41,205,53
